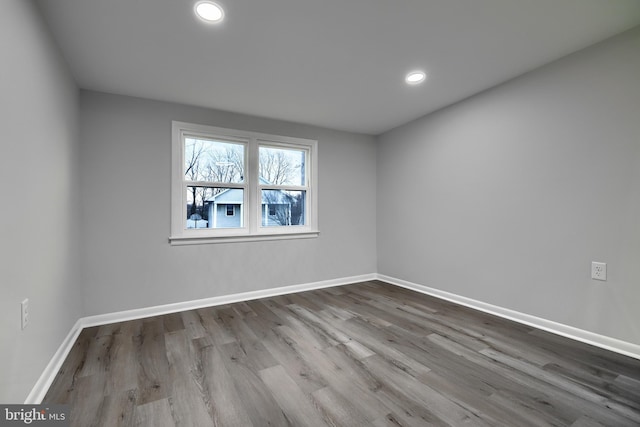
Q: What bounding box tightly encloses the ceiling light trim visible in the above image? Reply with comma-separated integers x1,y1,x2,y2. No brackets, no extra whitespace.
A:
194,1,225,23
405,70,427,85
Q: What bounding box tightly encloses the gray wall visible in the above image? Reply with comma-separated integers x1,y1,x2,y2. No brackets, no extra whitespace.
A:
3,1,637,402
0,0,82,402
79,91,377,316
377,27,640,345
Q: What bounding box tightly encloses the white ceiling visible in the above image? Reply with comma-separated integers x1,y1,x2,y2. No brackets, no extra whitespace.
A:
36,0,640,135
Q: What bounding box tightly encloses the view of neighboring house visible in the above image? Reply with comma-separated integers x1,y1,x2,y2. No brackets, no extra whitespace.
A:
207,187,299,228
187,178,303,229
207,187,244,228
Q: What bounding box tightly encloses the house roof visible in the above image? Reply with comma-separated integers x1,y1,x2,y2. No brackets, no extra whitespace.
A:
209,188,242,204
207,177,293,204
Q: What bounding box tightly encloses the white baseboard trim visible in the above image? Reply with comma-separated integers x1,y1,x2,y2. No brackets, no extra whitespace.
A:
377,274,640,361
27,271,640,403
81,273,377,328
24,319,84,404
25,273,376,403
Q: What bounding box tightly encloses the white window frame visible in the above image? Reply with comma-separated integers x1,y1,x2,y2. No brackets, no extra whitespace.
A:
170,121,319,245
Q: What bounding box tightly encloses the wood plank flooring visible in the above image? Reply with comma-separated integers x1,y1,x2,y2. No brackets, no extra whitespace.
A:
43,281,640,426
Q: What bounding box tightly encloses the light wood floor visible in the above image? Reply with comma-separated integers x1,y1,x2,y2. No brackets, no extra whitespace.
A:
44,281,640,426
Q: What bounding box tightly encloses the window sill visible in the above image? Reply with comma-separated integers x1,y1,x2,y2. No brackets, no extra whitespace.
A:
169,230,320,246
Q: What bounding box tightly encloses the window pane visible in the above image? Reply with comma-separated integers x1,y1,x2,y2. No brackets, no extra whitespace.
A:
186,186,243,229
259,146,306,186
261,190,305,227
185,137,244,183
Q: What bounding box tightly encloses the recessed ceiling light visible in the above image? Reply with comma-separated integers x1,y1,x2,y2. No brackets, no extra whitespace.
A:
195,1,224,23
405,71,426,85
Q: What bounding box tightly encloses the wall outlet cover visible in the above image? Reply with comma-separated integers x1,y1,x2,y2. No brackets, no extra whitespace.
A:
21,298,29,330
591,262,607,281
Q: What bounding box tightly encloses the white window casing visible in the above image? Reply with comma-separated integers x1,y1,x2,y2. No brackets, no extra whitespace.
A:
170,121,319,245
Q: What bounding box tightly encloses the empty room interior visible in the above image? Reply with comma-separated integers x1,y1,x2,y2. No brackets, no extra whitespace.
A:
2,0,640,425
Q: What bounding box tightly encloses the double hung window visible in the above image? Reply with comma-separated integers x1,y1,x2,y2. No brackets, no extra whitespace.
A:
170,122,318,244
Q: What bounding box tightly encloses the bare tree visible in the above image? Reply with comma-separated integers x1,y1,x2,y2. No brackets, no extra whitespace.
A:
260,149,298,185
184,139,246,226
185,139,206,218
290,192,304,225
205,146,244,183
259,148,304,226
262,190,304,226
184,139,304,228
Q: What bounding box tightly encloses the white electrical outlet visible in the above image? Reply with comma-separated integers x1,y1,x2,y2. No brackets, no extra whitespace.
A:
21,298,29,330
591,262,607,281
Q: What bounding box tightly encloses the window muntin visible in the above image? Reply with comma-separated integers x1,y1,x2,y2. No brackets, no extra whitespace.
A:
171,122,318,244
